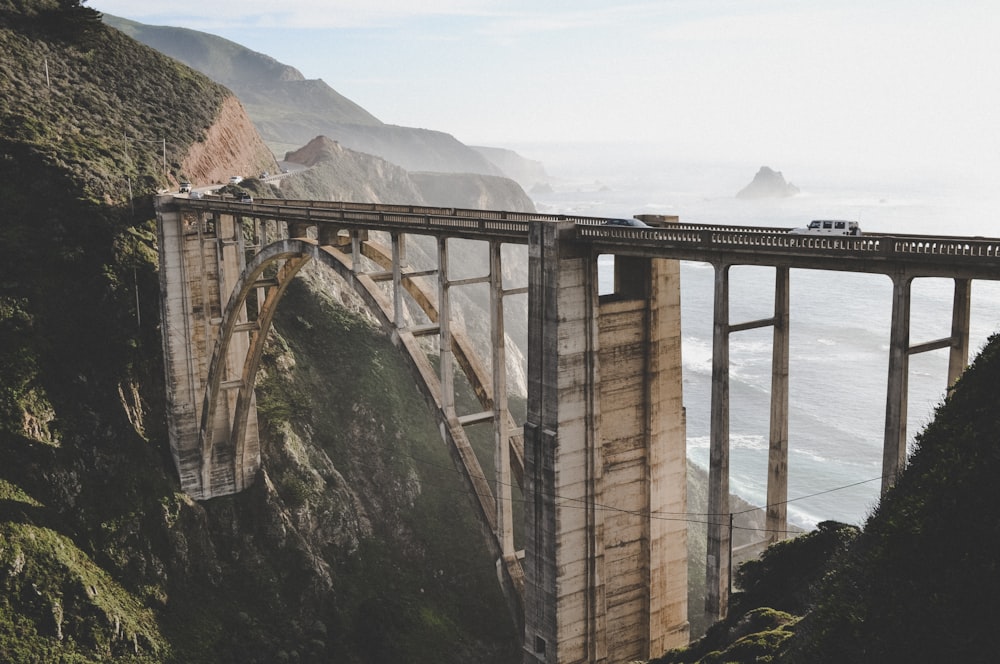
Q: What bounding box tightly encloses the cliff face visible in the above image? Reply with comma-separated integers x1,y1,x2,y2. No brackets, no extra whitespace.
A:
179,95,278,185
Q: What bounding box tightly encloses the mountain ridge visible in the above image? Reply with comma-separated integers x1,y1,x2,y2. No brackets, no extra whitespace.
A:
102,13,545,183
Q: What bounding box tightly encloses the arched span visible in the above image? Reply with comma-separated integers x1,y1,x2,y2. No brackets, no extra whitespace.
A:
201,233,525,620
199,239,315,494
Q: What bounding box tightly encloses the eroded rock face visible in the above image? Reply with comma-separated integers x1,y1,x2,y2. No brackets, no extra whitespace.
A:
179,95,279,186
736,166,800,199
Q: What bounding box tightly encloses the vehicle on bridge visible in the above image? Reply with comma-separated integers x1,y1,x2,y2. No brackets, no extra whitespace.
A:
603,218,650,227
790,219,862,236
237,192,253,204
179,181,191,193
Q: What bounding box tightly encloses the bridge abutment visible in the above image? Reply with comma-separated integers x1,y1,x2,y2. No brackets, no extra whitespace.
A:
524,221,688,663
156,196,261,499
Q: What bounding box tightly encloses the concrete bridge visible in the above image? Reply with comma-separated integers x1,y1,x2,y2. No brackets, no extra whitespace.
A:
155,195,1000,663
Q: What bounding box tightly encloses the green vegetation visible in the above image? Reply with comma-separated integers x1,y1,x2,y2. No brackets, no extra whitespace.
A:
0,522,166,662
255,276,520,663
654,333,1000,663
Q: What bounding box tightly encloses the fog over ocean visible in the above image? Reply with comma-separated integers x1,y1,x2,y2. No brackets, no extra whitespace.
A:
521,144,1000,529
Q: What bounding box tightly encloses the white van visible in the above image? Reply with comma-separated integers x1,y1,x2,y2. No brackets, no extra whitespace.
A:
790,220,861,236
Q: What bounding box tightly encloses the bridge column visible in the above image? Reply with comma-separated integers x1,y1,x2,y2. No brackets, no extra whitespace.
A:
524,219,604,663
438,237,455,418
766,267,790,545
524,221,687,664
391,232,403,330
351,231,363,274
705,262,731,622
882,273,912,494
490,241,515,557
948,278,972,387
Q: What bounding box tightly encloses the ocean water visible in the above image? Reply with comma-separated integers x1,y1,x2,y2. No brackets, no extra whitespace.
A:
523,150,1000,529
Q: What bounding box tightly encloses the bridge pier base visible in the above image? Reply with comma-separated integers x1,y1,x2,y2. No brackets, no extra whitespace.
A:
524,220,688,663
156,196,261,499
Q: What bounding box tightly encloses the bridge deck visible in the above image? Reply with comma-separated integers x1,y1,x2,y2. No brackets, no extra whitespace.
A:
177,196,1000,280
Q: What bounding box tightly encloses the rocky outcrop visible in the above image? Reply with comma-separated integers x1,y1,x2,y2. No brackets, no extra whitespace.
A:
280,136,425,204
736,166,800,199
179,95,278,186
281,135,535,213
314,123,504,177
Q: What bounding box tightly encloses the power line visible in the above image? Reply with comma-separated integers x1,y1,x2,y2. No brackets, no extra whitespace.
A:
311,433,885,536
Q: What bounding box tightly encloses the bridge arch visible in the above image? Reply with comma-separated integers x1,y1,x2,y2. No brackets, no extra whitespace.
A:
198,225,526,623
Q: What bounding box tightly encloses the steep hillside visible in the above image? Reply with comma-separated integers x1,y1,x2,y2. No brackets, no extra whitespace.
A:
1,3,520,662
781,332,1000,663
102,14,512,178
102,15,381,129
654,333,1000,664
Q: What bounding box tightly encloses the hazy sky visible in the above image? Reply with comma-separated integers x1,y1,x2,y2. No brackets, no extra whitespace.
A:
90,0,999,184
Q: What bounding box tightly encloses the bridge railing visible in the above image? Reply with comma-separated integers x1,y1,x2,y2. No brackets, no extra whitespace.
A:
577,223,1000,264
179,196,632,243
177,196,1000,271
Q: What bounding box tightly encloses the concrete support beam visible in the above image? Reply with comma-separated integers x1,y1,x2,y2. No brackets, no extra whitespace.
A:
155,197,260,499
643,256,689,655
705,262,731,622
491,241,515,557
438,238,455,418
524,219,603,663
392,232,403,330
766,267,790,546
948,278,972,387
882,273,912,494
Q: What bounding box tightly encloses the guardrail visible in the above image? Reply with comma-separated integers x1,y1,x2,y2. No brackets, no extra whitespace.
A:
583,225,1000,258
173,196,1000,275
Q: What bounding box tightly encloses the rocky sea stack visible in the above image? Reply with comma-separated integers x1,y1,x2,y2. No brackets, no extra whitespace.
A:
736,166,800,199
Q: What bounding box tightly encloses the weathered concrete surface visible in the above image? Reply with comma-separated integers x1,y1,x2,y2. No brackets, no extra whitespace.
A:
524,221,687,663
156,197,260,499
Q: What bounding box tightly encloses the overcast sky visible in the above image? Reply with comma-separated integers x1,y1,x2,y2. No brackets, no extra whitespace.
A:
90,0,999,185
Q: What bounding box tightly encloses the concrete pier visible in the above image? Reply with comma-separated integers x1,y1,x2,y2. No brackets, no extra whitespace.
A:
523,220,688,663
156,197,261,499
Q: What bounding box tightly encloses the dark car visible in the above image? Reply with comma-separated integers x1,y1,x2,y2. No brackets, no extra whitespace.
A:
237,192,253,204
603,218,649,227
